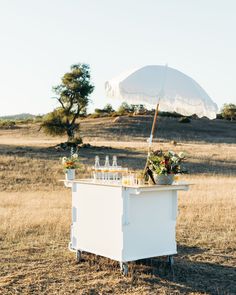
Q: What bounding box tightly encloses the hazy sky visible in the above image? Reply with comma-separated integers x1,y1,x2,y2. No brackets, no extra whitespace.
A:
0,0,235,116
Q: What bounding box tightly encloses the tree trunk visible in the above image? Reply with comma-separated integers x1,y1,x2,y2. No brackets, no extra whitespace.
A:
66,124,75,142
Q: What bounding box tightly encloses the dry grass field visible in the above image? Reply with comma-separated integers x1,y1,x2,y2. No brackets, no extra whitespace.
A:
0,116,236,294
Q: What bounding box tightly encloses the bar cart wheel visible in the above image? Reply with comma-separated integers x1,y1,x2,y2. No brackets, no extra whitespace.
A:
76,250,82,263
120,262,128,276
167,255,174,268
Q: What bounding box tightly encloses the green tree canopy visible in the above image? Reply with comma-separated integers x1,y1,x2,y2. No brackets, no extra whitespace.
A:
221,103,236,121
42,63,94,142
103,104,114,113
118,102,131,114
118,102,147,115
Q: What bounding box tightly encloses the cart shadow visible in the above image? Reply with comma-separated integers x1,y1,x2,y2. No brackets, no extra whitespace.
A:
130,245,236,294
72,245,236,294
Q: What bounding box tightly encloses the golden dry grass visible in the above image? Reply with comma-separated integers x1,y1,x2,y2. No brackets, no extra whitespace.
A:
0,118,236,294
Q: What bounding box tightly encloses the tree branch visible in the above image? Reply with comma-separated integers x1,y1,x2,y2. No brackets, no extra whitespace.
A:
70,104,81,125
58,98,65,109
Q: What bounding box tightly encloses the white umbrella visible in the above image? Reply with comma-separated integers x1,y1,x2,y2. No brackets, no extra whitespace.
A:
105,65,218,149
105,65,218,118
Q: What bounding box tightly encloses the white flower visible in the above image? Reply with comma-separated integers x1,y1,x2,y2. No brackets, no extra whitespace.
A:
62,157,67,164
172,156,178,162
72,153,78,159
178,152,185,159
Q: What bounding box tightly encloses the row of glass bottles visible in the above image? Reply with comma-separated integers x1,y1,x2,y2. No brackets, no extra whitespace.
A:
95,155,117,169
93,155,127,183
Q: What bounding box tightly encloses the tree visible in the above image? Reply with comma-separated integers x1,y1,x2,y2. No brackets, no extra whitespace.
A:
94,104,114,115
118,102,131,114
103,104,114,114
131,104,147,114
42,63,94,142
221,103,236,121
117,103,147,115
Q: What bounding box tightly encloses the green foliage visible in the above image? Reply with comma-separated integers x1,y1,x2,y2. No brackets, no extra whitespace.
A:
133,104,146,114
179,116,191,123
0,113,40,125
216,113,223,119
159,111,182,118
42,63,94,141
93,104,114,117
41,108,75,136
34,115,43,123
61,153,80,170
148,150,187,175
103,104,114,114
0,120,16,129
18,118,34,124
94,108,104,115
111,112,119,117
0,113,35,120
118,102,131,114
53,64,94,117
117,103,148,115
90,103,196,119
221,103,236,121
89,113,102,118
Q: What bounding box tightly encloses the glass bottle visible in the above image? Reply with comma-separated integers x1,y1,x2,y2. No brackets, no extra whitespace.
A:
105,155,110,168
112,155,117,167
95,155,100,168
104,156,110,181
112,156,118,181
94,155,100,181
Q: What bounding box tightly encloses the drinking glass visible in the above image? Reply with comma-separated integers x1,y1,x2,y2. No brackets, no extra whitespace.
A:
93,155,100,182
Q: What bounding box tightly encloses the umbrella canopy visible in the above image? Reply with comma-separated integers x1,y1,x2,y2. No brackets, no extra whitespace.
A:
105,65,218,119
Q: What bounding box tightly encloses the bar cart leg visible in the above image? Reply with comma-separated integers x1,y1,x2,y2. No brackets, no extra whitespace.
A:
76,250,82,263
120,262,128,276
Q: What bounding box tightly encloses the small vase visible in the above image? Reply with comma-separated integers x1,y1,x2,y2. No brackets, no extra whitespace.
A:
154,174,174,185
65,169,75,181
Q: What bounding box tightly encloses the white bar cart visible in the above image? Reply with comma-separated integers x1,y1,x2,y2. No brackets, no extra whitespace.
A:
64,179,189,275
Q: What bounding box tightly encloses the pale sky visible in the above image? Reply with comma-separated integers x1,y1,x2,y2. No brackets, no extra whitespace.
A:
0,0,235,116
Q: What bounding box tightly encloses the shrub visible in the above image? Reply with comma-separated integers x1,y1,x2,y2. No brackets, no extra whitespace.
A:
179,117,191,123
89,113,102,119
41,109,71,136
132,104,148,115
159,111,182,118
0,120,16,129
216,114,223,119
103,104,114,114
111,112,120,117
118,102,131,114
221,103,236,121
34,115,43,123
94,104,114,116
94,108,104,114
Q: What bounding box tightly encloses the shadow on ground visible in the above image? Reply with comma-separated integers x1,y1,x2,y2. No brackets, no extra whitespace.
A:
1,241,235,294
79,244,236,295
80,116,236,144
0,144,235,175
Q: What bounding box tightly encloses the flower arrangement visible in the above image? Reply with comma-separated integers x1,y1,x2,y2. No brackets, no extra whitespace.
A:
61,153,80,171
148,150,187,176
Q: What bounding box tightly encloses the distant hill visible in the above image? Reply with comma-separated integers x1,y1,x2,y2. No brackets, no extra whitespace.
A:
0,113,36,120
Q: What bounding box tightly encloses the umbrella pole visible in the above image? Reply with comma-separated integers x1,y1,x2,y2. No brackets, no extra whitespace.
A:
143,103,160,176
